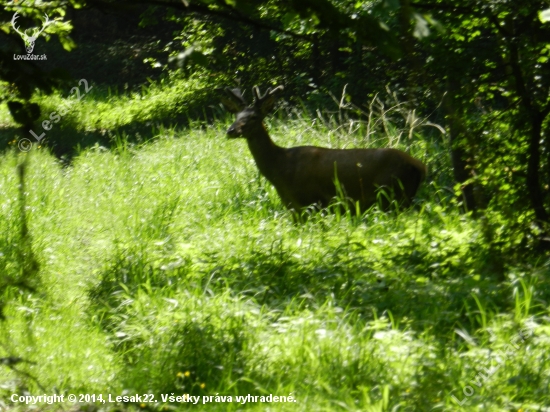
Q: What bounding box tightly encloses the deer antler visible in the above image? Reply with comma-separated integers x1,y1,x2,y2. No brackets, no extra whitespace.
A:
31,14,53,39
11,12,27,38
253,86,284,105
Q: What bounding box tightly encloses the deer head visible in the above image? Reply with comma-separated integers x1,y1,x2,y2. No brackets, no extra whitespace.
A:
11,12,54,54
222,86,284,138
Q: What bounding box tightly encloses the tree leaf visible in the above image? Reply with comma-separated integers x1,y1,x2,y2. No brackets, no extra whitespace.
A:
539,9,550,23
413,13,430,39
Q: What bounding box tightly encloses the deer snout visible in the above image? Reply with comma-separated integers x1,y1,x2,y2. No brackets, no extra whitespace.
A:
226,123,242,138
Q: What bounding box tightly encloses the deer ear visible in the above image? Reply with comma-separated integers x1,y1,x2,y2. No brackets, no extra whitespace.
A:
220,87,247,113
256,86,284,118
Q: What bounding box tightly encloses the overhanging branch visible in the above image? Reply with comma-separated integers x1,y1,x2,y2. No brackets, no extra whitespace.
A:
85,0,315,42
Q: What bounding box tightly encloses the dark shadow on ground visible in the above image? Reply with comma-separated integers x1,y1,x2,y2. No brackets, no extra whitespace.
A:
0,101,225,161
87,237,550,342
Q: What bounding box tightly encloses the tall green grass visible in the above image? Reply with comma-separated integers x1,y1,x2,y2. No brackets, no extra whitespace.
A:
0,81,549,411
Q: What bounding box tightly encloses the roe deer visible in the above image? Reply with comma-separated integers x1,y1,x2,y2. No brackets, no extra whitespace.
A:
221,86,427,216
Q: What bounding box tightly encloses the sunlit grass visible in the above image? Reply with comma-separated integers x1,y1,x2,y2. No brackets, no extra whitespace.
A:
0,81,549,411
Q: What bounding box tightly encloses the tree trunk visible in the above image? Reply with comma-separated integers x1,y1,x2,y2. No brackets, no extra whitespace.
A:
508,39,549,223
443,81,477,212
526,111,548,223
311,33,321,86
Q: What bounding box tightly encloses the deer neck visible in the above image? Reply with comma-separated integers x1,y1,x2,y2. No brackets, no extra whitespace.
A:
244,123,285,183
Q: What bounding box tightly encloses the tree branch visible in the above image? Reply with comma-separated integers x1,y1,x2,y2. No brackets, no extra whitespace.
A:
85,0,315,41
410,2,473,13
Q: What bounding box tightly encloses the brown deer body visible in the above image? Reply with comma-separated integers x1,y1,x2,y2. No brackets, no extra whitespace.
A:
221,86,427,214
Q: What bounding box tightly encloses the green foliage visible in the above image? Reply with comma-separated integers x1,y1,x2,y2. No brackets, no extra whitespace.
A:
2,0,550,235
0,88,549,410
414,0,550,225
1,2,550,410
